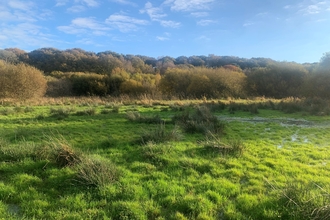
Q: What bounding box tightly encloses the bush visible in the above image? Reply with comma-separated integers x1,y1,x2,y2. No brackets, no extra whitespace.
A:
0,60,47,99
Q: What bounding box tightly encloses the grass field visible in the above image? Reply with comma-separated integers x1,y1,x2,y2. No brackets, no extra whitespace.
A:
0,97,330,219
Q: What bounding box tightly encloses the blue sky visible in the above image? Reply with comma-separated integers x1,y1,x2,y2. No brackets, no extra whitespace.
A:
0,0,330,63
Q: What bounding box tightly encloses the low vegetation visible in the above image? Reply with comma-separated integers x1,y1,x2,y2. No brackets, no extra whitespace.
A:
0,98,330,219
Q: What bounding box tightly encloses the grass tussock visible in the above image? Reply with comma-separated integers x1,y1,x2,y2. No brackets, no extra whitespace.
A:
266,179,330,220
40,136,82,167
0,138,39,161
126,111,163,124
141,123,182,144
74,156,120,187
50,107,76,119
172,105,225,134
202,132,244,156
75,107,97,116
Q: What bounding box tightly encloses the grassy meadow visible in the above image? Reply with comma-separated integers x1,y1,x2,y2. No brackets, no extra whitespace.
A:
0,97,330,219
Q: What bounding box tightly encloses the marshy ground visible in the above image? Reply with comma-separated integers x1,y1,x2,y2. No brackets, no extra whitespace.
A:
0,97,330,219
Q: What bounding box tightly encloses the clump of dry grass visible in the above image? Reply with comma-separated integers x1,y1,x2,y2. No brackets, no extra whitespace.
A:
40,136,82,167
74,156,120,187
202,131,244,156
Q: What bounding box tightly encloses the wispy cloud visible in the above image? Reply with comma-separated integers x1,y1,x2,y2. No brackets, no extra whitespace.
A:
110,0,136,6
55,0,69,7
2,1,51,22
196,35,210,41
285,0,330,15
67,5,86,13
156,36,169,41
8,0,34,11
243,22,255,27
140,2,181,28
58,17,109,35
197,19,217,26
105,14,149,32
65,0,99,13
0,22,56,49
164,0,215,11
77,0,99,7
77,38,104,46
191,12,209,17
140,2,167,20
159,20,181,28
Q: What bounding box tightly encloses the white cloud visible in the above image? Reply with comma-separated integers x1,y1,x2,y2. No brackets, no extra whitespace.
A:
58,17,110,35
197,19,217,26
243,22,255,27
140,2,181,28
67,5,86,13
159,20,181,28
164,0,215,11
196,35,210,41
286,0,330,15
77,38,104,46
157,36,169,41
110,0,136,6
191,12,209,17
0,11,16,21
140,2,167,20
79,0,99,7
0,22,56,49
8,0,34,11
105,14,149,32
55,0,69,7
66,0,99,12
57,25,85,35
1,1,44,22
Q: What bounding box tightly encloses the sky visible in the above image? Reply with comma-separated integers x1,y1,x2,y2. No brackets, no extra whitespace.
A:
0,0,330,63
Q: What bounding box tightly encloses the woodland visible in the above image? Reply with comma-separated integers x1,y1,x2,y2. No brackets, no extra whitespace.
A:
0,47,329,100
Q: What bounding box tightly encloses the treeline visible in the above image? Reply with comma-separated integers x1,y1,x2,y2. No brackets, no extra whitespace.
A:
0,48,329,99
0,48,284,74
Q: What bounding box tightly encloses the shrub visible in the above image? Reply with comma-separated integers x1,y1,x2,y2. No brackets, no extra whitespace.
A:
0,60,47,99
278,100,303,114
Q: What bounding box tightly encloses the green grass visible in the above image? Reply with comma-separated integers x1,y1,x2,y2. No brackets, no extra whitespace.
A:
0,99,330,219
